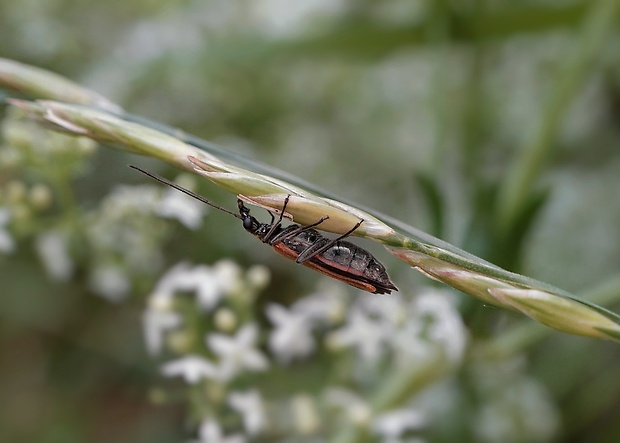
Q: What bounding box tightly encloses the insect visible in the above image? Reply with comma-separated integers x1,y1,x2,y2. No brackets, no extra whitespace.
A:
130,166,398,294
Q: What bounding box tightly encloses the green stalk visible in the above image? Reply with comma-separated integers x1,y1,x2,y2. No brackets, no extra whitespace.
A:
2,61,620,342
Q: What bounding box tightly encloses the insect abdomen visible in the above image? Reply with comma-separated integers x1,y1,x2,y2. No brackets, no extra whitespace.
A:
319,241,397,294
276,228,397,294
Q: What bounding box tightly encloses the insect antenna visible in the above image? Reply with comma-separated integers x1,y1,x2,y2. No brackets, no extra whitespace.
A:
129,165,243,220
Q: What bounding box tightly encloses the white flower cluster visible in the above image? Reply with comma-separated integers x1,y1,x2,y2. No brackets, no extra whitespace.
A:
0,109,208,304
0,175,56,258
264,285,467,368
81,181,206,301
148,264,469,442
6,179,207,302
0,106,96,260
144,260,271,441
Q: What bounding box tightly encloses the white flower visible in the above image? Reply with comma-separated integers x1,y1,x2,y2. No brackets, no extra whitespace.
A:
161,355,219,384
328,306,390,362
414,291,466,363
291,283,348,326
190,419,246,443
207,323,269,381
266,303,315,363
89,264,130,302
358,295,408,327
0,208,15,253
389,321,429,365
372,408,426,441
391,290,467,365
157,186,206,230
208,260,243,303
84,184,166,274
228,390,267,436
35,230,74,281
155,262,210,297
154,261,240,311
143,297,182,355
105,185,160,214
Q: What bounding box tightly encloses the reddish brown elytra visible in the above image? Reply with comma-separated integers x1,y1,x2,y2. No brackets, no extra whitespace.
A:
130,166,398,294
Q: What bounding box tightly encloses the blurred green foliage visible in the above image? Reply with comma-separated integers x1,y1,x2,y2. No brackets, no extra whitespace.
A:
1,1,620,442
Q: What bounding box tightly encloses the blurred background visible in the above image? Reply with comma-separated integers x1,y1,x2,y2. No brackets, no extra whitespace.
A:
1,1,620,442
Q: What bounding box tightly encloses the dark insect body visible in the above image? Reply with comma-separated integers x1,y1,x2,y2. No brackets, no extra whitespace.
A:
130,166,397,294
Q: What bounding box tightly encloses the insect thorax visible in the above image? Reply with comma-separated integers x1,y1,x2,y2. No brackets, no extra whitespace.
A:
251,222,277,240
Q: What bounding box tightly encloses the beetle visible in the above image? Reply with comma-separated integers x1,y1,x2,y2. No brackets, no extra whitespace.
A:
130,165,397,294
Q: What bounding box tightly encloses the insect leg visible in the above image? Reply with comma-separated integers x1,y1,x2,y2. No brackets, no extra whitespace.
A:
295,219,364,263
261,195,290,243
268,215,330,245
